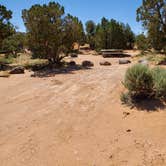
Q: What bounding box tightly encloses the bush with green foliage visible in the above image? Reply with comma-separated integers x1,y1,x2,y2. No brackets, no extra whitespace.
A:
123,64,154,98
120,92,133,106
2,37,18,56
2,32,27,56
0,55,14,64
122,64,166,106
152,67,166,98
23,59,48,71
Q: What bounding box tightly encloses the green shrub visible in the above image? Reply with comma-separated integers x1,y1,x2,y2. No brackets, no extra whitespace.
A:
120,92,133,106
123,64,154,97
152,67,166,98
0,55,14,64
2,33,26,56
122,64,166,106
23,60,48,71
135,34,149,51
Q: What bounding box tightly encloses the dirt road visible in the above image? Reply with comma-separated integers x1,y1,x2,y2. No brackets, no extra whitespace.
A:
0,54,166,166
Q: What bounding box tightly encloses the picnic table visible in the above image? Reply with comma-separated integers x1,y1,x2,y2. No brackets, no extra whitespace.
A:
101,49,123,58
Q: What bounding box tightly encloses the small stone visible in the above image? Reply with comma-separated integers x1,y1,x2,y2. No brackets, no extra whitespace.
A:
68,61,76,66
100,61,111,66
126,129,131,132
138,59,149,65
123,112,130,118
10,66,25,74
70,53,78,58
109,155,113,159
82,60,94,67
119,59,131,64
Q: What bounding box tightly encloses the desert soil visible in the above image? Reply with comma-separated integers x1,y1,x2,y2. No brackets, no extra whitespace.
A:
0,52,166,166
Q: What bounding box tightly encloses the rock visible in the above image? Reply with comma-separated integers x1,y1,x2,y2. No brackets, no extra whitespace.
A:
126,129,131,133
119,59,131,64
109,155,113,159
10,66,25,74
100,61,111,66
138,59,149,65
158,60,166,65
123,112,130,119
68,61,76,66
70,53,78,58
82,60,94,67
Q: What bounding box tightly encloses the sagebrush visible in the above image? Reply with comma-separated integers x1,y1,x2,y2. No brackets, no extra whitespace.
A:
122,64,166,105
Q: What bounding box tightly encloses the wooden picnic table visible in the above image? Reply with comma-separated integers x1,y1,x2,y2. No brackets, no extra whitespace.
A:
101,49,124,57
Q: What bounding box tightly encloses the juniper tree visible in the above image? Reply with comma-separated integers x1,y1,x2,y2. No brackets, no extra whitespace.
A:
22,2,84,63
0,5,15,49
137,0,166,50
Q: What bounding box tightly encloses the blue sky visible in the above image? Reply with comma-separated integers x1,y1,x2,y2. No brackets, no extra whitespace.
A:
0,0,144,34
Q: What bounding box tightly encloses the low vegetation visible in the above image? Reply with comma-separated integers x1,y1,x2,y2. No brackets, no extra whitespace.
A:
123,64,154,98
152,67,166,98
147,54,166,65
0,54,14,64
23,59,48,71
121,64,166,107
0,53,48,71
133,51,166,65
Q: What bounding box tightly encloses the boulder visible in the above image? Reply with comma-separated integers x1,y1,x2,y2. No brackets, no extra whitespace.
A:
10,66,25,74
100,61,111,66
68,61,76,66
158,60,166,65
70,53,78,58
82,60,94,67
119,59,131,64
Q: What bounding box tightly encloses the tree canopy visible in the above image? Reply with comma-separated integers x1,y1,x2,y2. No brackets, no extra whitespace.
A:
137,0,166,50
86,18,135,50
2,32,27,55
135,33,149,51
85,20,96,49
22,2,84,63
0,5,15,49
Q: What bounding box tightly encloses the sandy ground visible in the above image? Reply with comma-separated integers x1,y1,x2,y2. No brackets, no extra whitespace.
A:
0,53,166,166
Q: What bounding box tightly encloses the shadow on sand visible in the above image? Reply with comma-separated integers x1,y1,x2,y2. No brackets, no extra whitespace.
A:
102,54,131,58
133,98,166,112
31,64,92,78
